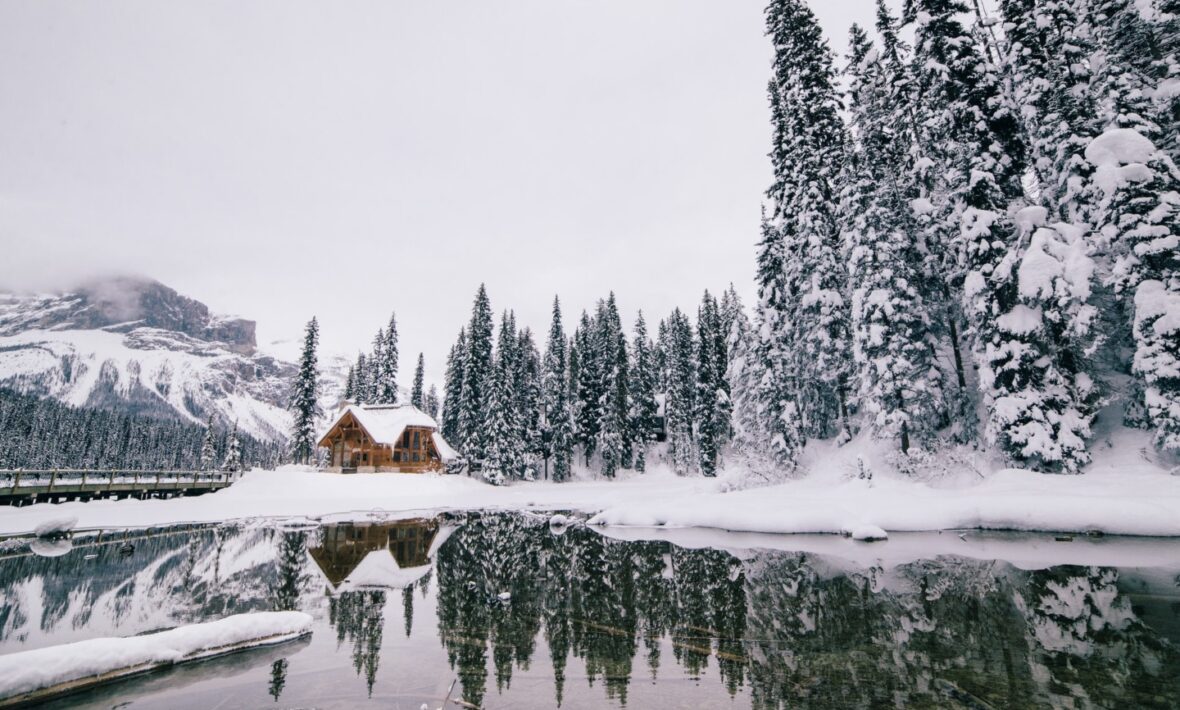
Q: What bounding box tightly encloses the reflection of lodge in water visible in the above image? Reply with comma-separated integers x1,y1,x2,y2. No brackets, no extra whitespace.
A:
308,518,450,593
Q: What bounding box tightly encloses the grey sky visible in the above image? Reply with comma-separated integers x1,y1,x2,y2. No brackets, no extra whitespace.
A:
1,0,887,386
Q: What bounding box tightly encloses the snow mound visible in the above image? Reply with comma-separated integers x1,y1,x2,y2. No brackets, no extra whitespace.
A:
845,524,888,541
0,611,312,701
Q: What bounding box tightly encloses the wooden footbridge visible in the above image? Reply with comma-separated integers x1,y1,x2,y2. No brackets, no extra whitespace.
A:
0,469,236,506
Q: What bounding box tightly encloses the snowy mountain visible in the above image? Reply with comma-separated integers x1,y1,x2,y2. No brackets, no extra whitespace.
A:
0,277,296,441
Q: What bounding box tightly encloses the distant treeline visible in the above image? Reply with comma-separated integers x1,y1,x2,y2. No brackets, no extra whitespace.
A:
0,388,286,470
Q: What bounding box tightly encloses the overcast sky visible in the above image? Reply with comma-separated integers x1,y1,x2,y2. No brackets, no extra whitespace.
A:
1,0,889,386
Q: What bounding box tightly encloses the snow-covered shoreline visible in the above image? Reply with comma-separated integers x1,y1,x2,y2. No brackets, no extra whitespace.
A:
0,611,312,703
1,452,1178,539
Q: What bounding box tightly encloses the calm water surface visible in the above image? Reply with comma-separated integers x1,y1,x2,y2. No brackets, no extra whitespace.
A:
1,512,1178,709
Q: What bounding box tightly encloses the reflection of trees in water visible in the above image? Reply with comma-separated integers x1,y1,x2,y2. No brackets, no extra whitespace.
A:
434,514,1180,710
329,590,385,697
271,530,307,612
435,514,747,708
741,556,1180,710
268,658,288,702
1021,566,1177,708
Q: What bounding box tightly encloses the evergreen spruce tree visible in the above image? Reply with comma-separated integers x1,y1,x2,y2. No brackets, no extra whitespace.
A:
344,365,357,402
543,297,574,481
628,312,659,473
369,328,385,402
222,421,242,473
596,294,629,477
1086,127,1180,450
375,313,400,404
199,415,217,471
290,317,322,465
459,285,495,462
908,0,1095,470
441,329,467,444
695,292,727,476
841,18,942,452
411,353,426,409
425,385,441,420
764,0,851,442
353,353,370,405
573,310,601,464
664,309,697,474
481,347,522,485
516,327,543,479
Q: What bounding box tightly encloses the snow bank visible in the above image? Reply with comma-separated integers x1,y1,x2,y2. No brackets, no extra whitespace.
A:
0,611,312,702
2,431,1179,539
589,464,1180,537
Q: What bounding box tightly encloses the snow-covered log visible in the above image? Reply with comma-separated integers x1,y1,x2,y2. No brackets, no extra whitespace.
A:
0,611,312,706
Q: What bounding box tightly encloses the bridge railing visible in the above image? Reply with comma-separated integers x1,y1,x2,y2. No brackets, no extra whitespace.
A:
0,469,238,495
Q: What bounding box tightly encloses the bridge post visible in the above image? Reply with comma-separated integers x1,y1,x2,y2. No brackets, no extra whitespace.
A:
9,471,17,496
49,469,57,493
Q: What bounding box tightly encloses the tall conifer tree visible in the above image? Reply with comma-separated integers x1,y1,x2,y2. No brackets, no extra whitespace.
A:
290,317,321,465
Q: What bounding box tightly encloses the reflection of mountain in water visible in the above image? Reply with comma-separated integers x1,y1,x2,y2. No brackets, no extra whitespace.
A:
0,524,320,652
1,515,1178,708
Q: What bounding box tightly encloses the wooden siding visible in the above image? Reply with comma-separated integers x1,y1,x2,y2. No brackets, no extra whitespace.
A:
319,412,443,473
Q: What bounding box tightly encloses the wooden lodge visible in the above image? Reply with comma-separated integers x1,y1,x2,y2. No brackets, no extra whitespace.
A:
317,403,461,473
307,518,452,594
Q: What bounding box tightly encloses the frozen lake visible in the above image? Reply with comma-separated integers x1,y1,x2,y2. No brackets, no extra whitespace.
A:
1,513,1178,708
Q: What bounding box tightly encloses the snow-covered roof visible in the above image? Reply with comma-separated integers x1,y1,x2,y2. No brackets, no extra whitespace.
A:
431,432,461,462
318,403,438,447
336,549,431,593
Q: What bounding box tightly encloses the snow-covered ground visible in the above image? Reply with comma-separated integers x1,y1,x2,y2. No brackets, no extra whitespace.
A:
2,427,1178,538
0,611,312,701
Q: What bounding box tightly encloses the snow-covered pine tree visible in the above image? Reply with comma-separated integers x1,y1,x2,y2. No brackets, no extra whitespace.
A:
909,0,1095,470
375,313,400,404
353,353,370,405
1086,127,1180,450
441,329,467,444
628,311,659,473
411,352,425,409
516,327,543,480
481,343,522,486
573,309,602,464
764,0,851,442
344,365,356,402
425,385,440,420
459,285,494,462
1157,0,1180,161
368,328,385,403
999,0,1100,224
841,19,941,452
695,292,727,476
664,308,697,474
289,317,321,465
596,294,629,477
222,421,242,473
200,415,217,471
542,297,574,482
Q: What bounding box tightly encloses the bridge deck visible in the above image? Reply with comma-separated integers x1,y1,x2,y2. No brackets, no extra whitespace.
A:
0,470,236,505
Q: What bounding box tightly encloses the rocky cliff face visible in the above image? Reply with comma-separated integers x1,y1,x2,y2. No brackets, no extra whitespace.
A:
0,276,258,354
0,277,294,441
